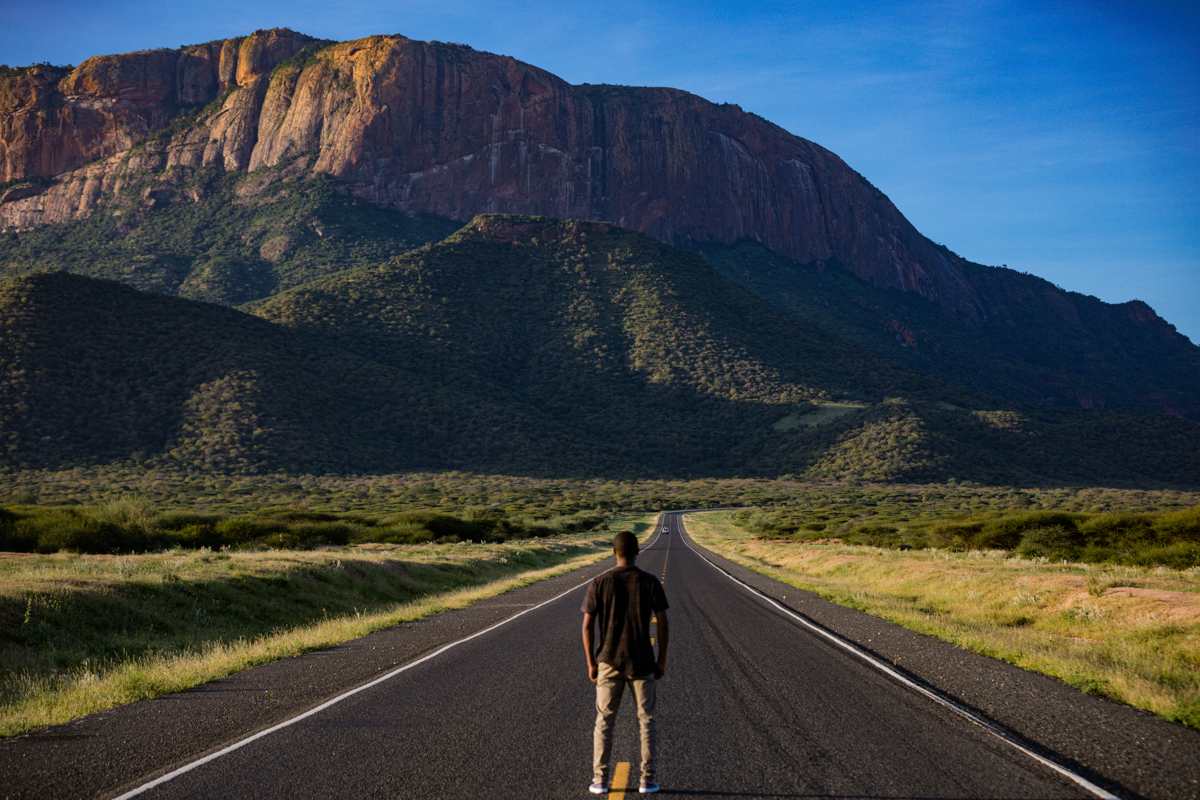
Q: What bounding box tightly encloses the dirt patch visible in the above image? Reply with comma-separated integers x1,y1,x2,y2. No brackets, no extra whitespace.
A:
1054,586,1200,625
1102,586,1200,624
772,403,859,431
782,553,861,568
371,560,412,580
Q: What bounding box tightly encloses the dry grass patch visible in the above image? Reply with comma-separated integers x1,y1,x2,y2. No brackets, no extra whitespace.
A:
685,511,1200,729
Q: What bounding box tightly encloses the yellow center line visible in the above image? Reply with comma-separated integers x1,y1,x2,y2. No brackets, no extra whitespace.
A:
610,761,631,799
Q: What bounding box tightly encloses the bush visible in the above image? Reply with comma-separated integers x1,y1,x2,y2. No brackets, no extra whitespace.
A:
845,524,899,547
976,511,1079,550
0,507,37,552
1153,507,1200,544
1015,525,1079,561
15,510,131,553
214,518,287,546
158,511,226,531
373,522,437,545
1131,543,1200,570
1079,544,1123,564
927,520,984,548
381,511,481,542
1078,513,1155,548
172,523,221,548
287,521,359,546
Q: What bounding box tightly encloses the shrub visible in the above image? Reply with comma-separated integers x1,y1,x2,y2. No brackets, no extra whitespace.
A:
286,521,359,546
845,524,899,547
174,523,223,549
1015,525,1079,561
214,518,287,546
1153,507,1200,544
1079,544,1123,564
373,522,436,545
87,496,160,538
976,511,1079,550
1078,513,1155,547
1131,543,1200,570
16,510,129,553
158,511,226,530
0,507,36,552
927,520,984,548
381,511,480,542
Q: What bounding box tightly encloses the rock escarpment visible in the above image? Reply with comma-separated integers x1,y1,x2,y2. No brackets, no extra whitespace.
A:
0,32,982,321
0,29,317,185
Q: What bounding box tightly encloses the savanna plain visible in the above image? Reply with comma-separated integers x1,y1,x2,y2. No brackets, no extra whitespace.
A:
1,470,1198,741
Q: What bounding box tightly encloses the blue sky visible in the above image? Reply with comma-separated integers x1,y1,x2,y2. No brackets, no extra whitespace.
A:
3,0,1198,342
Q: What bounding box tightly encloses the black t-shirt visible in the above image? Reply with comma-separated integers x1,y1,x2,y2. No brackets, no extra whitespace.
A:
582,565,669,676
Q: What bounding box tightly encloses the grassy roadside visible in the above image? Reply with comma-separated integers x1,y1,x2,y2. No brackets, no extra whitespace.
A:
0,513,656,738
684,511,1200,728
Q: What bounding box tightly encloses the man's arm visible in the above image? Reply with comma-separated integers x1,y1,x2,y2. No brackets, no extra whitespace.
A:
582,612,598,683
654,609,669,680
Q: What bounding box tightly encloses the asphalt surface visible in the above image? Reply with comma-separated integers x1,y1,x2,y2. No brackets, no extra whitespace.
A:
2,512,1199,799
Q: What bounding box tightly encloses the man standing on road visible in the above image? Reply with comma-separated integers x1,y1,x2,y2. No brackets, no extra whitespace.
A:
582,530,670,795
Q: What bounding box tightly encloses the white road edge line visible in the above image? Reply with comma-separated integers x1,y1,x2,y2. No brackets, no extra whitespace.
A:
110,533,661,800
674,513,1119,800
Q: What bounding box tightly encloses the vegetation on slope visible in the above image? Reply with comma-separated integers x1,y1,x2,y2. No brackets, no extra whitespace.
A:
0,160,460,305
699,239,1200,420
1,216,1199,484
0,269,466,473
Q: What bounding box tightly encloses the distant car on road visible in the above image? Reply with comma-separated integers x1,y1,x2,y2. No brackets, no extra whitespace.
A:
662,526,670,534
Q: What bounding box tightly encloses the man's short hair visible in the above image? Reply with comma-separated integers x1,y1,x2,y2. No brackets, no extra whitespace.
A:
614,531,639,559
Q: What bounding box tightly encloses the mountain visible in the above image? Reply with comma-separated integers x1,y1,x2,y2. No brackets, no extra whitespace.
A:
1,29,1196,419
2,216,1197,486
700,240,1200,419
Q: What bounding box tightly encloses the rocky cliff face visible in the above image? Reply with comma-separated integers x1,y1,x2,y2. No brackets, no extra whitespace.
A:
0,30,317,186
0,32,983,321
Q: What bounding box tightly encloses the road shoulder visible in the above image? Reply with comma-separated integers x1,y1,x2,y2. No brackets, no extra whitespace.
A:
680,520,1200,800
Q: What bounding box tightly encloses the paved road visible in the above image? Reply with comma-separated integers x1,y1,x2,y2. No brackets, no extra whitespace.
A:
107,514,1102,799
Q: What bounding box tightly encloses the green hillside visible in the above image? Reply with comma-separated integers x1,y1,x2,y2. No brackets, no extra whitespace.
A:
0,159,460,305
2,217,1198,485
251,215,1200,486
700,239,1200,420
0,270,462,474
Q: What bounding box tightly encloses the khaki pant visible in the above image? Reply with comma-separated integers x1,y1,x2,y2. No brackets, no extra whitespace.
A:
593,662,657,783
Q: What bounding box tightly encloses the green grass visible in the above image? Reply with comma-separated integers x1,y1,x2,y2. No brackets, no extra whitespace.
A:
685,510,1200,729
0,512,659,738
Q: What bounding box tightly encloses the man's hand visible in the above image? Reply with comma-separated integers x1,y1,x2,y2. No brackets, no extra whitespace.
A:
583,612,598,682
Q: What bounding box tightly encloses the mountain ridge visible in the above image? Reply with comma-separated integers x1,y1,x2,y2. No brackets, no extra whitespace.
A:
2,216,1197,487
0,29,984,319
1,29,1196,420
